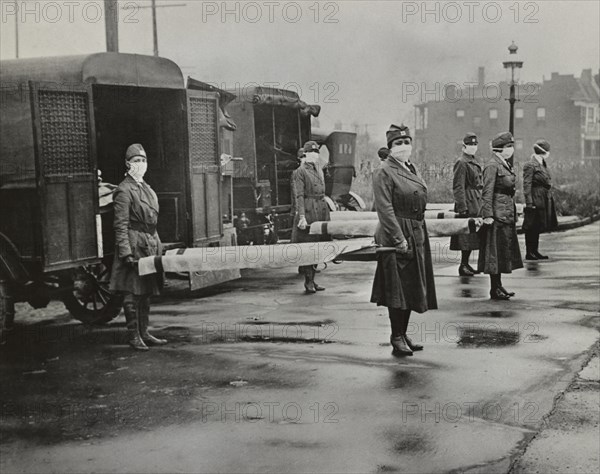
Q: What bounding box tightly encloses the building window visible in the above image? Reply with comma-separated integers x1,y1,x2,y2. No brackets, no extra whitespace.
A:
587,107,595,124
473,116,481,127
489,108,498,120
515,139,523,150
515,108,524,119
537,107,546,121
456,109,465,118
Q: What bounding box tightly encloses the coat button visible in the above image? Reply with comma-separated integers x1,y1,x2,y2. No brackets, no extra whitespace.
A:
414,191,418,195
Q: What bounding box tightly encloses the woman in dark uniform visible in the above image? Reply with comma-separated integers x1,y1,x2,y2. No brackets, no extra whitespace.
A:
291,141,330,294
450,133,483,276
110,144,166,351
371,124,437,357
522,139,557,260
478,132,523,300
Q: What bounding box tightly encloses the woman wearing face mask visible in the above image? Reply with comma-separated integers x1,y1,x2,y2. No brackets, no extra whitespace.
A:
478,132,523,300
450,133,483,276
291,140,330,293
109,144,166,351
522,139,558,260
371,124,437,357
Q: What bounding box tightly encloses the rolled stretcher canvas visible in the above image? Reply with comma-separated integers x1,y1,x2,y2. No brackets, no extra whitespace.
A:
309,218,482,237
138,240,372,276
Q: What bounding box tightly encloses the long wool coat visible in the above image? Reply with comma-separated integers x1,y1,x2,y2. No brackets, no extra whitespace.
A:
370,158,437,313
450,152,483,251
477,154,523,274
109,175,163,296
522,156,558,233
291,162,330,243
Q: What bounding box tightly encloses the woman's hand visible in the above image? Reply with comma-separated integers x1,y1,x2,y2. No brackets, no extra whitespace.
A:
123,255,138,269
396,240,409,253
483,217,494,225
298,216,308,230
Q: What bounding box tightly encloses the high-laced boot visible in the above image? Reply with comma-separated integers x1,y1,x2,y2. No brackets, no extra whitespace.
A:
123,299,148,351
388,308,413,357
303,266,316,294
139,297,167,346
401,309,423,351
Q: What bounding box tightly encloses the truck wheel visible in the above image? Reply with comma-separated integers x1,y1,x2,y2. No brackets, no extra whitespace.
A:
62,264,123,326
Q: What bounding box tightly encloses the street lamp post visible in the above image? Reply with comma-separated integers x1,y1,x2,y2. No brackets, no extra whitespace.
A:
503,41,524,137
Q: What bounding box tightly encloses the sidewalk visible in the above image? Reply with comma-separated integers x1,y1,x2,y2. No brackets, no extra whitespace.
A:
511,348,600,473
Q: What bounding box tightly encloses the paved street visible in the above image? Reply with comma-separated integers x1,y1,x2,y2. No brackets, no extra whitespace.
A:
1,223,598,473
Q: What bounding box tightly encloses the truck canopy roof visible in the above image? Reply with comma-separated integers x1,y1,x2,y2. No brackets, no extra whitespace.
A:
226,85,320,117
0,52,184,89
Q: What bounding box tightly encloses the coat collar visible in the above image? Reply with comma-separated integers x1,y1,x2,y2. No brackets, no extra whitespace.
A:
385,158,427,189
123,175,159,212
491,153,514,174
304,162,324,183
462,152,481,167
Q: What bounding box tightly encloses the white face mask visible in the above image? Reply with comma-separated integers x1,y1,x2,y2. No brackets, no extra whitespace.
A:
128,161,147,181
499,147,514,160
463,145,478,156
304,152,319,164
390,144,412,162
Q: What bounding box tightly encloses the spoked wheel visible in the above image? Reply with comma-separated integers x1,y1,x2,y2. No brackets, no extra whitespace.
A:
62,263,123,325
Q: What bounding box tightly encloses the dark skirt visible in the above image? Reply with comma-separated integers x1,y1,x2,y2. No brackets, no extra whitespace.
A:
450,233,480,251
370,240,437,313
477,222,523,274
522,198,558,233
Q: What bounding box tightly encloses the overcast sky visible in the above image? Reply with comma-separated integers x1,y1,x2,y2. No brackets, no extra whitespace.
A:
1,0,598,137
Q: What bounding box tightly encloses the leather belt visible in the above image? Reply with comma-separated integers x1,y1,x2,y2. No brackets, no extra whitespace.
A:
305,194,325,199
494,189,515,197
129,221,157,234
396,213,424,221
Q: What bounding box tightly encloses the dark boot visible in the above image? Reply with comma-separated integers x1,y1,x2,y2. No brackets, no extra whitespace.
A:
459,264,475,276
390,335,413,357
313,268,326,291
532,234,548,259
303,266,316,294
123,300,148,351
490,274,510,300
497,276,515,297
525,232,538,260
388,308,413,356
400,309,423,351
139,297,167,346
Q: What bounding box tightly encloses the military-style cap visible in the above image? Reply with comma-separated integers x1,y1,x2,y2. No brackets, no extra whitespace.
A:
491,132,514,149
463,132,478,145
125,143,146,160
534,139,550,153
303,141,320,153
386,124,411,148
378,147,391,160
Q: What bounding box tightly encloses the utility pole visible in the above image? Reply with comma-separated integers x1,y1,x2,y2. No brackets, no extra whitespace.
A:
15,6,19,58
104,0,119,52
123,1,187,57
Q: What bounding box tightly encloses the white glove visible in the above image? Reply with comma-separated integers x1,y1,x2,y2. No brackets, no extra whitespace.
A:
483,217,494,225
298,216,308,230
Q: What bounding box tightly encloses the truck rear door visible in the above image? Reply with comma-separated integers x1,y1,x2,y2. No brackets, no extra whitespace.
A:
185,89,223,245
29,81,100,271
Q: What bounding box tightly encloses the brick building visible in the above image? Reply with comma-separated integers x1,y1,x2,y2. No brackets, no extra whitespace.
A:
414,68,600,165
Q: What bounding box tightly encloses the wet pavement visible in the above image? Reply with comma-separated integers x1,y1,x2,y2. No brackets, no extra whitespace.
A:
1,223,598,473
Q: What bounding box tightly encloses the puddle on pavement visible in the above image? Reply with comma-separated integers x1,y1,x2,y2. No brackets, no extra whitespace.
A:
525,262,541,275
457,327,520,348
389,370,426,389
238,336,335,344
465,311,516,318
